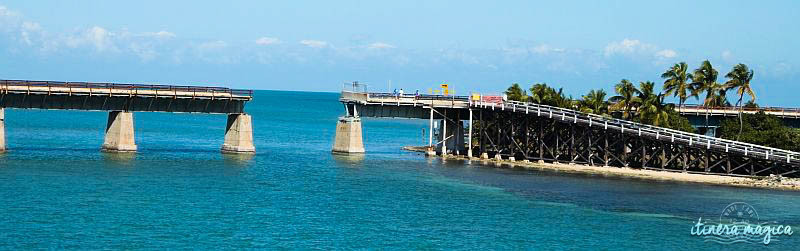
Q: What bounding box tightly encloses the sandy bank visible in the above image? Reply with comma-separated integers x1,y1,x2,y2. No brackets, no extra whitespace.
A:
426,152,800,191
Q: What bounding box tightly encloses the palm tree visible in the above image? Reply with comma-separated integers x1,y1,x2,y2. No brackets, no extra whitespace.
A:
579,89,608,115
529,83,550,104
661,62,694,111
552,88,573,109
609,79,640,120
505,83,527,102
725,63,756,139
637,81,671,126
690,60,723,135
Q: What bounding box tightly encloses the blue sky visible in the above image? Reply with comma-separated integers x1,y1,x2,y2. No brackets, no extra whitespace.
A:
1,1,798,105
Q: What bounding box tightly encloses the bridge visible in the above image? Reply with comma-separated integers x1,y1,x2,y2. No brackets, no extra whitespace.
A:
675,105,800,135
0,79,255,154
334,88,800,178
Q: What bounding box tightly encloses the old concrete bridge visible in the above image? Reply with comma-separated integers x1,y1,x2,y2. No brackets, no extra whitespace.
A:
0,79,255,154
676,105,800,136
333,88,800,178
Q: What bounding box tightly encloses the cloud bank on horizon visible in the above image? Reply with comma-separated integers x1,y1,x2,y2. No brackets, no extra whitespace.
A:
0,1,798,106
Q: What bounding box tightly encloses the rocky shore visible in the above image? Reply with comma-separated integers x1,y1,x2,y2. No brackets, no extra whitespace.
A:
406,147,800,191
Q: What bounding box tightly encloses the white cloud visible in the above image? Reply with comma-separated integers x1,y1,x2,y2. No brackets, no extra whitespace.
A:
300,39,328,48
197,40,227,50
255,37,280,45
655,49,677,59
532,44,564,54
64,26,118,52
143,30,175,39
0,5,21,26
604,38,657,57
721,50,733,61
19,21,41,45
772,62,792,77
192,40,238,64
367,42,395,49
86,26,114,51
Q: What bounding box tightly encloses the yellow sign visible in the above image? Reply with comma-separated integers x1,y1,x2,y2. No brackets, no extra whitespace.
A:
440,84,448,89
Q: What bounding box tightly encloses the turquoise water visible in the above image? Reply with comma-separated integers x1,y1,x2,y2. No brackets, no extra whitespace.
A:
1,91,798,249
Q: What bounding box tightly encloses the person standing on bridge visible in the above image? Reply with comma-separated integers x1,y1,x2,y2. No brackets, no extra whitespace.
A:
399,88,404,98
415,89,420,100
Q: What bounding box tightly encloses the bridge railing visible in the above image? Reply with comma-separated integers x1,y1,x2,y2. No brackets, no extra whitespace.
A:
1,79,254,98
341,91,799,163
677,104,800,114
363,92,470,101
494,99,799,164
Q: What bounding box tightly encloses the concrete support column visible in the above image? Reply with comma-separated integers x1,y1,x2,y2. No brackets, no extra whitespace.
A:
441,110,447,155
332,116,365,153
102,111,137,152
426,107,436,156
0,108,5,153
436,118,465,155
222,113,256,154
467,109,473,158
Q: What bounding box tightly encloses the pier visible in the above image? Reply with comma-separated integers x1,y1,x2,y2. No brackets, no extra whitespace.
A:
0,79,255,154
334,87,800,178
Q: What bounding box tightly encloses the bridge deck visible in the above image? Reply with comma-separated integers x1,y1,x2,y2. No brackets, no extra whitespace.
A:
341,91,800,176
1,80,253,100
1,79,253,114
677,105,800,118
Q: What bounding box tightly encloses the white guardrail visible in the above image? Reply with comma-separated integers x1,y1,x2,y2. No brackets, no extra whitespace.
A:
477,99,798,164
341,91,799,165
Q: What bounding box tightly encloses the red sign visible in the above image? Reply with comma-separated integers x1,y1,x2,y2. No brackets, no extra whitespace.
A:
481,95,503,103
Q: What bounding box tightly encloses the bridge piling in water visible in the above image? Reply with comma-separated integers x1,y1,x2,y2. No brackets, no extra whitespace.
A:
221,113,256,154
1,79,256,154
0,108,5,153
101,111,138,152
332,104,365,154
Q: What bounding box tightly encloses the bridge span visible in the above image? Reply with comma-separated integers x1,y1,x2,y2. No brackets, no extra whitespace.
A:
335,90,800,178
0,79,255,154
675,105,800,135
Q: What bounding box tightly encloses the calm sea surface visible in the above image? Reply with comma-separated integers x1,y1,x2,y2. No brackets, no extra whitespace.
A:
0,91,798,249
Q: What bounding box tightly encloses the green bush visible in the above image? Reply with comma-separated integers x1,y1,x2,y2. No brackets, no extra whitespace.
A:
718,112,800,151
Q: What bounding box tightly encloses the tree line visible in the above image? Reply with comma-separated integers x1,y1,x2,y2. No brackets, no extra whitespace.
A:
504,60,757,134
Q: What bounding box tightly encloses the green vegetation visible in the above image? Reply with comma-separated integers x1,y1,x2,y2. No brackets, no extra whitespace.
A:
718,112,800,152
724,64,757,140
609,79,639,120
502,60,767,135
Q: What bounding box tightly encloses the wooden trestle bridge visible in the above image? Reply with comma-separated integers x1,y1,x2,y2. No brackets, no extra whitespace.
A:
337,90,800,178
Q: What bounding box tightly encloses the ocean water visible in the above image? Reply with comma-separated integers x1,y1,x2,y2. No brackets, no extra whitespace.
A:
0,90,798,249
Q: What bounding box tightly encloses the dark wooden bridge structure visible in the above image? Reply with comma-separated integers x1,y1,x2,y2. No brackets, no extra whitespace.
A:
336,89,800,178
0,79,255,154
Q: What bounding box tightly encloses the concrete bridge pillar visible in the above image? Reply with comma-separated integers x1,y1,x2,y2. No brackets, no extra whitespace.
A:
0,108,5,153
101,111,137,152
222,113,256,154
436,119,465,155
332,116,365,153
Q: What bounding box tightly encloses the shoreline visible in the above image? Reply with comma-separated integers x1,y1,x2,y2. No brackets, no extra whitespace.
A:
407,148,800,191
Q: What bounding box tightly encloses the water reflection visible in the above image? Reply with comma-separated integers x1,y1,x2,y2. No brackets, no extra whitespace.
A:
332,153,365,168
222,153,255,166
101,152,136,165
